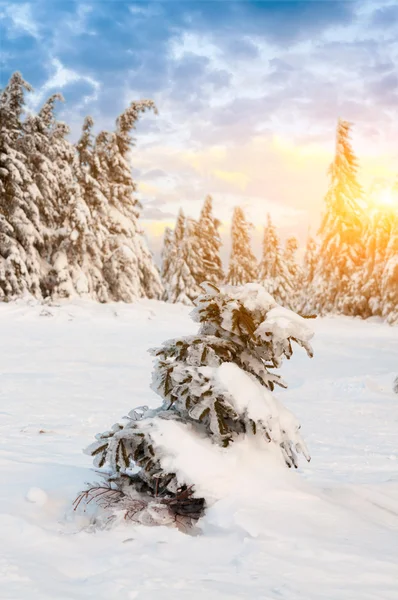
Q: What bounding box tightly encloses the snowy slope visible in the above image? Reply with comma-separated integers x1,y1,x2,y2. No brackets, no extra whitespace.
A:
0,300,397,600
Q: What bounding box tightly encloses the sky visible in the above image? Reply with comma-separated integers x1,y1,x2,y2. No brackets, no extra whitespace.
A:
1,0,398,260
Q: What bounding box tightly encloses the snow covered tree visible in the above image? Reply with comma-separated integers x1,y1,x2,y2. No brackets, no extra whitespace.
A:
162,210,202,305
72,116,110,302
284,236,302,311
352,206,393,318
161,226,175,298
197,195,224,285
226,206,257,285
298,233,318,315
80,282,313,528
1,72,163,304
302,234,317,288
21,93,93,299
0,72,43,300
94,101,163,302
284,237,300,281
258,214,292,307
310,119,363,315
381,216,398,324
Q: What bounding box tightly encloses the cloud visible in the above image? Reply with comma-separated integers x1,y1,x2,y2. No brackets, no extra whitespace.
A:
212,170,250,191
27,57,100,111
1,2,41,40
3,0,398,258
370,3,398,29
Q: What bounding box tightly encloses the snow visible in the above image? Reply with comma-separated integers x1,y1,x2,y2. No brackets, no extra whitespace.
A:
1,300,398,599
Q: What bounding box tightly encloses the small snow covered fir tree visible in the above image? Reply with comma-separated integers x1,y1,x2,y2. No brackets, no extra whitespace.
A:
80,283,313,528
226,206,257,285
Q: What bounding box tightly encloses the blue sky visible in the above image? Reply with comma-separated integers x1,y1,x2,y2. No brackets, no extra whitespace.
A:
1,0,398,258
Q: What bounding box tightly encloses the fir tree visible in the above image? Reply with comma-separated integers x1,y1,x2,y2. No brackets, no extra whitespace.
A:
302,234,317,287
0,72,43,300
81,282,313,528
298,233,318,315
198,195,224,285
311,119,363,315
353,206,394,318
226,206,257,285
161,226,175,300
73,116,109,302
284,236,302,311
94,101,163,302
22,93,92,299
258,214,291,307
381,215,398,324
162,210,202,305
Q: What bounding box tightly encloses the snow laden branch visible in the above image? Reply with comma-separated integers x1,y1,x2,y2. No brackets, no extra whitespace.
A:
81,283,314,528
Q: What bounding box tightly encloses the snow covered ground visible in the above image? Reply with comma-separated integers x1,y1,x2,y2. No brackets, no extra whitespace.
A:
0,299,397,600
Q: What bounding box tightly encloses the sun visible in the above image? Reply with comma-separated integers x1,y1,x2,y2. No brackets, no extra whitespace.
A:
371,187,398,209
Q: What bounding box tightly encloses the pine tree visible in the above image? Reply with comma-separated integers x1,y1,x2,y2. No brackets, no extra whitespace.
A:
310,119,363,315
73,116,109,302
161,226,175,300
258,214,291,307
162,210,202,305
381,215,398,324
198,195,223,285
298,233,318,314
94,101,163,302
353,206,393,318
81,282,313,528
21,93,93,299
0,72,43,300
226,206,257,285
284,236,302,310
302,234,317,288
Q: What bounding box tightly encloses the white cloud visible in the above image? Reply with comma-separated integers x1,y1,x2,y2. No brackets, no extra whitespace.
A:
2,2,40,40
28,57,100,109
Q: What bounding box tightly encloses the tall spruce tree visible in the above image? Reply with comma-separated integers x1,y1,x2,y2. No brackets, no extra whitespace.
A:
94,101,163,302
0,72,43,300
73,116,109,302
226,206,257,285
258,214,292,307
198,195,223,285
22,93,93,299
311,119,363,315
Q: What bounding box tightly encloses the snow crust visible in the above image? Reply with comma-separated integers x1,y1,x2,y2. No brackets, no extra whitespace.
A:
1,299,397,599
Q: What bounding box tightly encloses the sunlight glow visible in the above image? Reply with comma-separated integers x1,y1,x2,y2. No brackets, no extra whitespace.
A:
371,187,398,209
